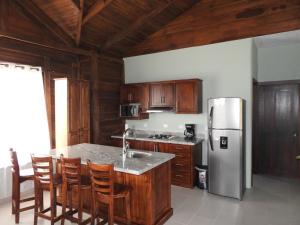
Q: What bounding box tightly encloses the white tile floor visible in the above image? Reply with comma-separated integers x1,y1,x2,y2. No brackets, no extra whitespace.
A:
1,175,300,225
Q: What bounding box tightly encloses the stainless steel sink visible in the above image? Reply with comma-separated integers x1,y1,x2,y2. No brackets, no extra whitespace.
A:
126,151,152,159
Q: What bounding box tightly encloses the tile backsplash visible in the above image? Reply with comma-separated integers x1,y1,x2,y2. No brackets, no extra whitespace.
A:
126,112,207,138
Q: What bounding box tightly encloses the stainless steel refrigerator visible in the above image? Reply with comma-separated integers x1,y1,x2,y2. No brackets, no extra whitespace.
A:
208,97,245,200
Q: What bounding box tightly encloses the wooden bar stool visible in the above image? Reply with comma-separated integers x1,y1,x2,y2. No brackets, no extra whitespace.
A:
87,160,131,225
10,148,35,224
60,155,92,225
31,155,62,225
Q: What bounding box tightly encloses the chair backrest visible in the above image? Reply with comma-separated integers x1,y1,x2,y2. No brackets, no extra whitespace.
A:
31,155,54,188
60,155,81,186
87,160,114,197
10,148,20,176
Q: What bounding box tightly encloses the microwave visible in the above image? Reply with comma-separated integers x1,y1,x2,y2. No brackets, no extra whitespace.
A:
120,103,140,117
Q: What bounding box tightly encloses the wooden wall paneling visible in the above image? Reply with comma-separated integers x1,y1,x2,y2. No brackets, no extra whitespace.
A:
43,57,55,149
128,0,300,56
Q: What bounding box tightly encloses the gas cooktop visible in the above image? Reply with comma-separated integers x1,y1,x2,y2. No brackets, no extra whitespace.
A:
147,134,175,140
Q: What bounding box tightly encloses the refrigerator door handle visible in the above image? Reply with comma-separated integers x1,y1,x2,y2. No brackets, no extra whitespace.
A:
209,106,214,129
209,130,214,151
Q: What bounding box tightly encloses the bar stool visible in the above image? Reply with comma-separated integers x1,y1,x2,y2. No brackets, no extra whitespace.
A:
31,155,62,225
60,156,92,225
10,148,35,224
87,160,131,225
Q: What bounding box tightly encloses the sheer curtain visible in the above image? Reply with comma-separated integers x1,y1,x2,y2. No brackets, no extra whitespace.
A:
0,62,50,199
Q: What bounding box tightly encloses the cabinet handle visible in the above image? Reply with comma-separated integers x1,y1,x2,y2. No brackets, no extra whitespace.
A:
161,96,163,103
175,147,183,150
175,163,184,167
176,154,184,158
175,175,183,178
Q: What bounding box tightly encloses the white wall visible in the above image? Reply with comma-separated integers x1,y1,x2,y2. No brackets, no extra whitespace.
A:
124,38,255,188
258,43,300,82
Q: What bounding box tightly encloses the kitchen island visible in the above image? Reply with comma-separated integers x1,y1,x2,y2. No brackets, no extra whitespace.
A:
51,143,175,225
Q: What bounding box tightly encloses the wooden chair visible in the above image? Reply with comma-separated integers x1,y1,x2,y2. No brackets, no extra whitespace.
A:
31,155,62,225
87,160,131,225
10,148,35,224
60,155,92,225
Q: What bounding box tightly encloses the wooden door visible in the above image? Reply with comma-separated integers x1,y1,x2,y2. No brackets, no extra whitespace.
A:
162,83,175,107
150,83,163,107
256,84,300,177
68,79,80,145
79,80,90,143
176,80,201,113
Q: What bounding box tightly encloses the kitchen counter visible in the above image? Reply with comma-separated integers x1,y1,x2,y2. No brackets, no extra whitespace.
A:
111,134,203,145
51,143,175,175
52,143,174,225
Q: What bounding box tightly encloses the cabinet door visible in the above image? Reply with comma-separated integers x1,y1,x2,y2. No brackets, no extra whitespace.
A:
150,83,163,107
162,83,175,107
136,84,149,112
176,80,202,114
111,138,123,147
128,140,143,150
157,143,168,152
79,80,90,143
68,79,80,145
143,141,157,151
120,85,137,103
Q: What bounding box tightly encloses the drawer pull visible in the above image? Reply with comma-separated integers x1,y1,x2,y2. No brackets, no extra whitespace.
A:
175,147,183,150
176,155,184,158
175,163,184,166
175,175,183,177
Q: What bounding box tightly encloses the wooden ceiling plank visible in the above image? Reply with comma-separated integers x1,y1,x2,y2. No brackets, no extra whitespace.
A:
99,0,175,52
15,0,75,47
0,30,92,56
82,0,114,25
76,0,85,45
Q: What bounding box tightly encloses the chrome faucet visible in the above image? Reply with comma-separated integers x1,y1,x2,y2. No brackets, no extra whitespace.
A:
122,128,132,159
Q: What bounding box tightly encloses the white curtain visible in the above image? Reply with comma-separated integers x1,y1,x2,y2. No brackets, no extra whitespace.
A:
0,62,50,199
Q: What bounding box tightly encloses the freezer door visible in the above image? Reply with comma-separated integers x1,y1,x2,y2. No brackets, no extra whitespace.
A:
208,98,243,130
208,129,243,199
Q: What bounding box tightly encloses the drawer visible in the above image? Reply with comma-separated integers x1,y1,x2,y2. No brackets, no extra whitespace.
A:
171,161,190,172
171,171,191,186
167,144,191,157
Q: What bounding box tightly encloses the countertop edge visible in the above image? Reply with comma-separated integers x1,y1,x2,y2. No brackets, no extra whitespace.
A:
111,135,203,146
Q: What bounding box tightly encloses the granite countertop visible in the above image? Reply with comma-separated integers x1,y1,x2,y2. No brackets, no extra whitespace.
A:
111,134,204,146
50,143,175,175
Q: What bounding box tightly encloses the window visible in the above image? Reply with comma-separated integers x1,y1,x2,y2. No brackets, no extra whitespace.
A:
0,62,50,167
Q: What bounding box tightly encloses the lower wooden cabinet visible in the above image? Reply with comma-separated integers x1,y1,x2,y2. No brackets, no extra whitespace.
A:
110,137,201,188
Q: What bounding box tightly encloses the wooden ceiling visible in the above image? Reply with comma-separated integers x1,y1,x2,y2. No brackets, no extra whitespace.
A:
2,0,300,58
19,0,198,57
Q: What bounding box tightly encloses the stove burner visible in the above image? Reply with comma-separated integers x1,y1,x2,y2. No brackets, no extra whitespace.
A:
148,134,174,140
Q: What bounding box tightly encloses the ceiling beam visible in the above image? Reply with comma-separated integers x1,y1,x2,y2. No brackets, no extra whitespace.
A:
75,0,84,45
82,0,113,25
99,0,174,52
0,30,92,56
15,0,75,47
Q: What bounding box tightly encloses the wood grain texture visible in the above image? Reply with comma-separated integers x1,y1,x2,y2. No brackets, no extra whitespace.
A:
80,55,124,145
15,0,76,46
82,0,113,25
128,0,300,56
254,83,300,177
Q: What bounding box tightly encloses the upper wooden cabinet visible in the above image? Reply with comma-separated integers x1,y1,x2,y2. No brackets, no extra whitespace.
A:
176,79,202,114
149,82,175,108
120,84,149,116
120,79,202,115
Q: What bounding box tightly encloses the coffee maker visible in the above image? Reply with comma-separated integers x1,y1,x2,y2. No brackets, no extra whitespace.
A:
184,124,195,140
